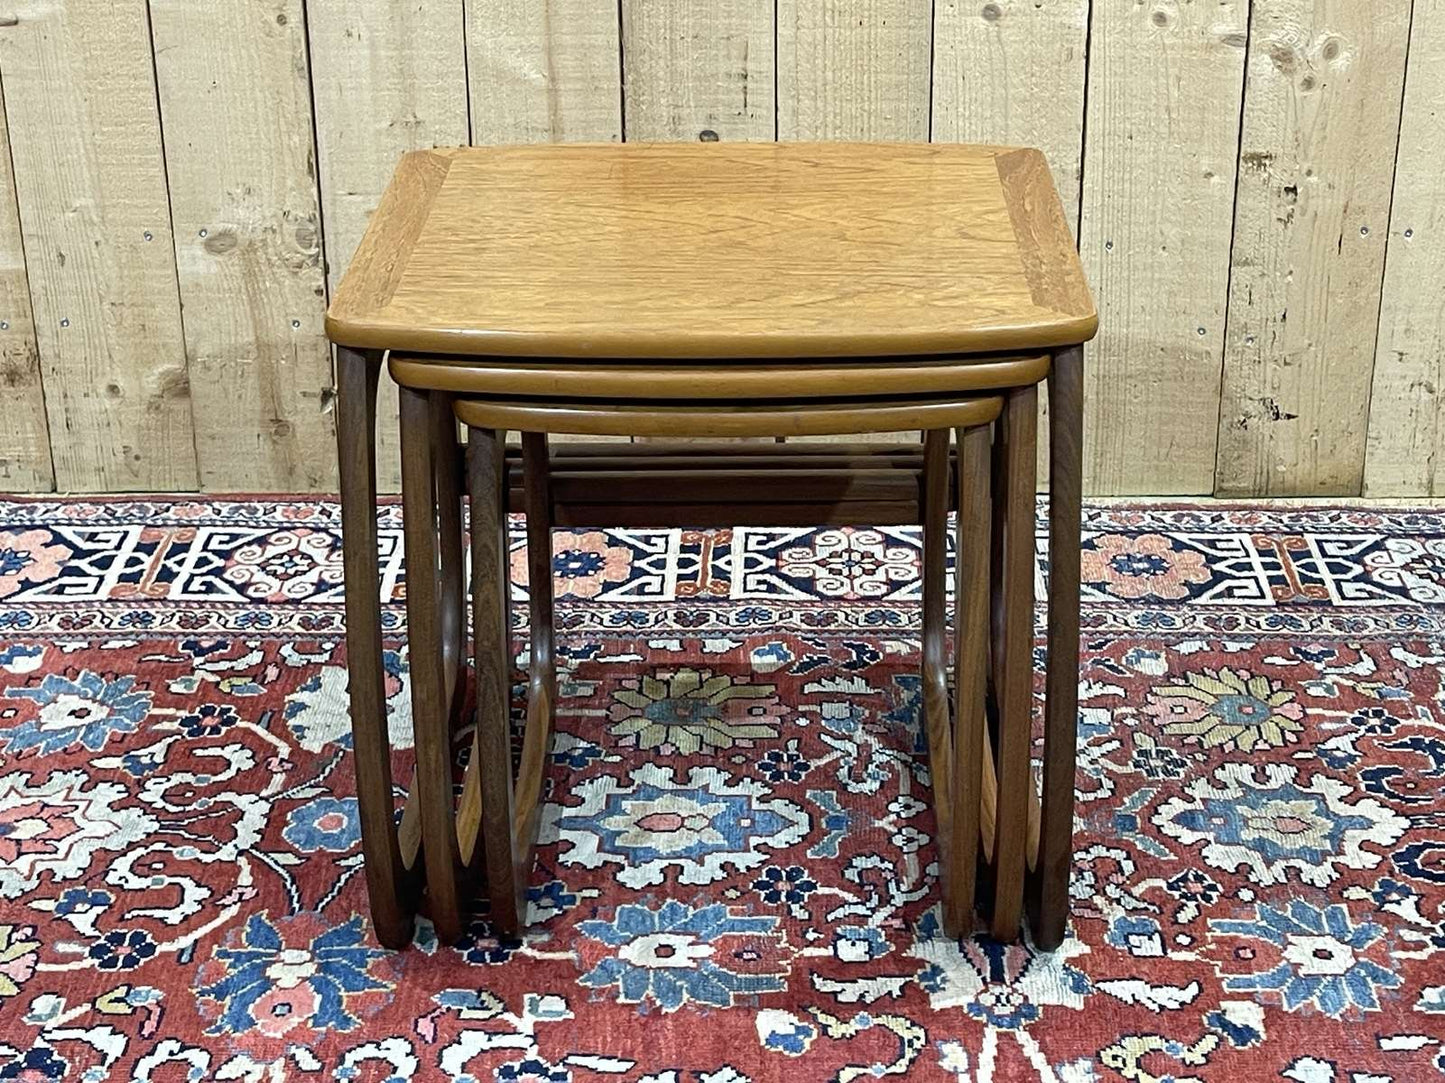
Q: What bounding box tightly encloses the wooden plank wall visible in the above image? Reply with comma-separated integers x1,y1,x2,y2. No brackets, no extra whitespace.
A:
0,0,1437,498
1365,0,1445,496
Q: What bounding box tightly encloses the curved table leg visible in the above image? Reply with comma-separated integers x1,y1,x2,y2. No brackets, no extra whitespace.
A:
400,386,465,942
513,433,557,915
463,425,524,933
920,430,959,934
992,384,1038,941
463,429,556,936
430,392,467,734
337,345,419,950
1029,346,1083,950
952,422,992,937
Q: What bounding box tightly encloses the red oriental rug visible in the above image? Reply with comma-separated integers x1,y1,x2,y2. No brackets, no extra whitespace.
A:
1,497,1444,1082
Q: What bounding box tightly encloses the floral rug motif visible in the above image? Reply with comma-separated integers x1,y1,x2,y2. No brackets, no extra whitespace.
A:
2,498,1445,1081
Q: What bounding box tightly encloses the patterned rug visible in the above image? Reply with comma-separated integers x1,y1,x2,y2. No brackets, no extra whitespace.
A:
2,498,1444,1082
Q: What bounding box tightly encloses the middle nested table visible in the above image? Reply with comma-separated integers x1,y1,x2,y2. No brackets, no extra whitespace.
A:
325,142,1097,952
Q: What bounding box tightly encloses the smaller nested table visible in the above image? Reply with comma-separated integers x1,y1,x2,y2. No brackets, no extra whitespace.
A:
326,143,1096,952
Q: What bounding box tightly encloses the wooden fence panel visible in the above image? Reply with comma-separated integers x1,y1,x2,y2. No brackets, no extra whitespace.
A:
0,4,1438,496
0,81,50,492
1364,0,1445,498
777,0,932,141
468,0,622,144
1215,0,1413,496
0,0,196,492
1078,0,1249,494
307,0,470,491
151,0,335,491
932,0,1089,226
622,0,775,141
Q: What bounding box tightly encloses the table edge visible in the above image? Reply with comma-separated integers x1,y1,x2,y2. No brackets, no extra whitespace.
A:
325,314,1099,359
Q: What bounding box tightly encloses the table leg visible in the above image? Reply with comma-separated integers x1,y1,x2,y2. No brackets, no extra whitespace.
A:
1029,346,1084,950
512,433,557,914
465,426,525,934
952,422,992,937
400,387,465,942
992,384,1038,940
920,430,959,934
429,392,467,733
336,345,416,949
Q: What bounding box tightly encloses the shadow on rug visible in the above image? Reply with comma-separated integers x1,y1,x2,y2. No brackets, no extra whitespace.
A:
1,498,1443,1081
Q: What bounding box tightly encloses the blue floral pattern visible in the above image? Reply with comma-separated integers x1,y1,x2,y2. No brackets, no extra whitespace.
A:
2,671,151,754
575,901,791,1011
283,796,361,853
1209,901,1401,1017
198,913,389,1034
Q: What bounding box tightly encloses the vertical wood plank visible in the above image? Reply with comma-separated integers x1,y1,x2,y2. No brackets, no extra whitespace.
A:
0,80,52,491
932,0,1091,480
1364,0,1445,497
467,0,622,144
0,0,196,492
777,0,932,140
1216,1,1413,497
150,0,334,492
622,0,775,141
1077,0,1249,494
932,0,1089,226
467,0,621,443
622,0,774,445
778,0,928,447
307,0,469,492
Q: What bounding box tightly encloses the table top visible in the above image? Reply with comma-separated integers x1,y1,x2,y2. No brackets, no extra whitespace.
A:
327,142,1096,360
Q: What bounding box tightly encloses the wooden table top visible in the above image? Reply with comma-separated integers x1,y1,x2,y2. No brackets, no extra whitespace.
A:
327,142,1096,360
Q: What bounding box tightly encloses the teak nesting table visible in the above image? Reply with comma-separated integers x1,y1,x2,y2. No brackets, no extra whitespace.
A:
326,143,1097,952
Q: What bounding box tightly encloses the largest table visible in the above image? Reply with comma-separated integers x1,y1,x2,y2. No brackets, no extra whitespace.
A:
325,142,1097,951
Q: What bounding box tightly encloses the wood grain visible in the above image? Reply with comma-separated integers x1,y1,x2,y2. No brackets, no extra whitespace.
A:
0,79,50,491
390,352,1051,399
467,0,622,144
953,421,991,936
1364,0,1445,498
932,0,1089,228
777,0,932,140
307,0,469,493
513,433,558,916
921,429,959,933
995,144,1085,483
1030,345,1082,950
429,392,465,721
466,425,525,934
623,0,774,141
335,347,415,949
1216,0,1413,497
327,150,454,331
0,0,195,491
150,0,334,491
400,387,464,942
1078,0,1248,494
327,143,1097,358
992,384,1037,940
